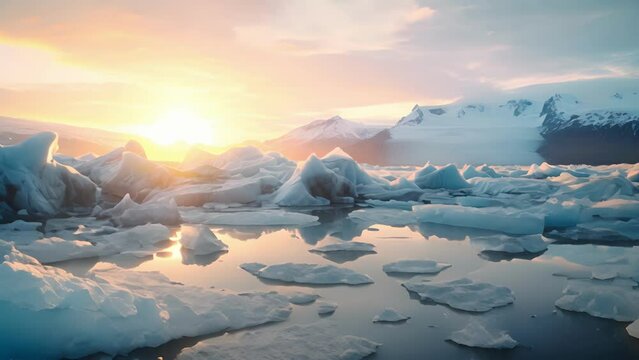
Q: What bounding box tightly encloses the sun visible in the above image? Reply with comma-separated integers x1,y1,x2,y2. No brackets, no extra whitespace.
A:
146,108,216,146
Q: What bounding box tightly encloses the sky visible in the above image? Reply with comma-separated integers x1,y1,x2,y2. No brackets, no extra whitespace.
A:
0,0,638,153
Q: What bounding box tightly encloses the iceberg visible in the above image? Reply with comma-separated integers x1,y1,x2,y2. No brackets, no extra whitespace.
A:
240,262,374,285
412,164,470,190
100,193,182,227
17,237,109,263
402,278,515,312
348,208,417,226
471,234,549,254
310,241,376,254
628,319,639,339
373,308,410,323
0,241,291,359
448,321,518,349
176,322,380,360
179,224,228,255
584,198,639,220
414,204,545,235
382,259,451,274
0,132,97,216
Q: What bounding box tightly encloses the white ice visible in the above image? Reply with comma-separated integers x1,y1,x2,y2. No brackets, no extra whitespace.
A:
176,322,380,360
240,262,374,285
402,278,515,312
628,320,639,339
414,204,545,235
179,224,228,255
373,308,410,323
448,321,518,349
382,259,451,274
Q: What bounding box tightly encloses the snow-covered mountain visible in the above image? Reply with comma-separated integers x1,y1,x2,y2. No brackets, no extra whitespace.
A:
264,115,383,160
347,79,639,166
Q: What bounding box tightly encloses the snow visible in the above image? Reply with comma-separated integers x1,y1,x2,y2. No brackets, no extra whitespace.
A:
402,278,515,312
176,322,380,360
382,259,451,274
181,209,319,226
448,321,518,349
0,241,291,359
472,234,550,254
348,208,417,226
270,115,382,144
179,224,228,255
555,278,639,321
0,132,98,216
100,193,182,227
414,204,545,235
240,262,374,285
317,301,338,315
373,308,410,323
310,241,376,254
411,164,470,190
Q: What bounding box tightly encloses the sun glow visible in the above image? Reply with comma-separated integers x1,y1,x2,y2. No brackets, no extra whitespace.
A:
145,108,216,146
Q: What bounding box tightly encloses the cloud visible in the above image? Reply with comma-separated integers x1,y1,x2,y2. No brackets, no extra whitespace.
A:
234,0,434,54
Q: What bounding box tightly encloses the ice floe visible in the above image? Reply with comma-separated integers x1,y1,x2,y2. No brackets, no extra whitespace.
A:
471,234,550,254
373,308,410,323
176,322,380,360
310,241,376,254
179,224,228,255
382,259,451,274
414,204,545,235
412,163,470,190
349,208,417,226
317,301,338,315
402,278,515,312
181,209,319,226
286,291,320,305
628,320,639,339
240,262,374,285
448,321,518,349
0,241,291,359
555,278,639,321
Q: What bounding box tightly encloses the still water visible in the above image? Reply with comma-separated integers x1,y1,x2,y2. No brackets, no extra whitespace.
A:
62,209,639,360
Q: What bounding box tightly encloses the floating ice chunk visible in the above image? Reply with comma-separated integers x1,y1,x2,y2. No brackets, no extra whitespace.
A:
584,198,639,220
349,208,417,226
176,322,380,360
383,259,451,274
373,308,410,323
101,194,182,227
364,199,422,210
0,132,98,216
310,241,376,253
448,321,518,349
241,262,374,285
17,237,109,263
93,223,170,250
526,162,588,179
0,241,291,359
414,204,544,235
145,177,274,206
470,177,555,197
455,196,508,208
317,301,338,315
537,198,583,228
555,278,639,321
286,291,320,305
472,234,549,254
628,319,639,339
412,164,470,190
402,278,515,312
562,219,639,241
179,225,228,255
181,209,318,226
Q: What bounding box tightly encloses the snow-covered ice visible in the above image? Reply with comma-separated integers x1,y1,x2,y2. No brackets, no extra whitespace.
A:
373,308,410,323
402,278,515,312
382,259,451,274
179,224,228,255
176,322,380,360
0,241,291,359
240,262,374,285
448,321,518,349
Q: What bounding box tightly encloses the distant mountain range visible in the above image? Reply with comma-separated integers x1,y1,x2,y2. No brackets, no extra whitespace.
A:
264,78,639,165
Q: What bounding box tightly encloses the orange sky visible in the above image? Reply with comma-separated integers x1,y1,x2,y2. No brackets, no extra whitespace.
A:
0,0,637,160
